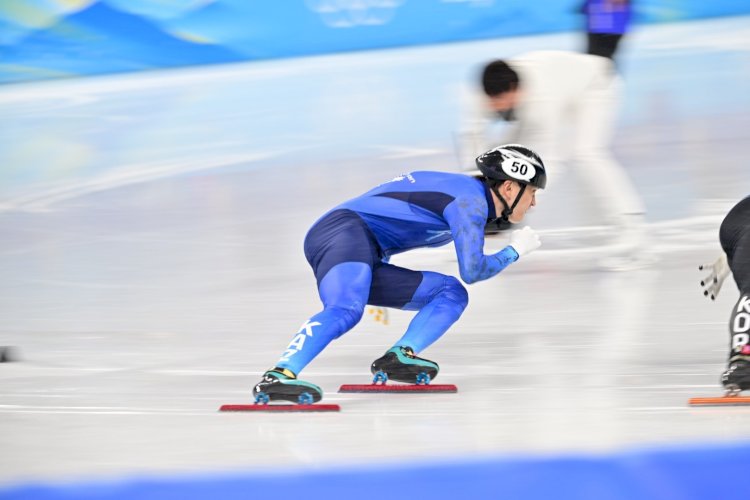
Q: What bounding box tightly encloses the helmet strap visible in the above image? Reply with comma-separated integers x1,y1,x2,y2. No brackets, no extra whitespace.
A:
491,181,526,222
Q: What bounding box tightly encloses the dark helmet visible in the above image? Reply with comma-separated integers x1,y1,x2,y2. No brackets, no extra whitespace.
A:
476,144,547,190
476,144,547,223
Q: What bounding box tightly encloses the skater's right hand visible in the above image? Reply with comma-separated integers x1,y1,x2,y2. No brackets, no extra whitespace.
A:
509,226,541,257
699,253,730,301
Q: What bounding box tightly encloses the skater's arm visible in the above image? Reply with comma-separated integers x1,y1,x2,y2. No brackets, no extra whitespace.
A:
445,198,520,284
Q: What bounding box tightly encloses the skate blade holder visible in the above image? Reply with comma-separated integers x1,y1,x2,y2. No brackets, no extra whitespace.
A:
338,370,457,393
219,391,340,412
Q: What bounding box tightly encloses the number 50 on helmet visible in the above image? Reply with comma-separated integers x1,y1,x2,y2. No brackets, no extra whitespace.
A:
475,144,547,189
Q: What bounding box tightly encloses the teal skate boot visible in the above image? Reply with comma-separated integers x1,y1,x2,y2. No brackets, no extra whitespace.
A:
370,346,439,384
252,368,323,404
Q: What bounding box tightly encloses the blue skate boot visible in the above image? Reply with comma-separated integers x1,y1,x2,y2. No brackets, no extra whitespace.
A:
721,349,750,396
252,367,323,404
370,346,439,384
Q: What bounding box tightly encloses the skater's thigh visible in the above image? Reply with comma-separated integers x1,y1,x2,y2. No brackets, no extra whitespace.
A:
304,209,381,286
318,262,372,307
730,231,750,295
368,263,424,309
369,266,464,311
720,197,750,293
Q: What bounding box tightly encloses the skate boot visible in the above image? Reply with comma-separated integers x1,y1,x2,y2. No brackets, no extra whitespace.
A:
721,353,750,396
252,367,323,404
370,346,439,384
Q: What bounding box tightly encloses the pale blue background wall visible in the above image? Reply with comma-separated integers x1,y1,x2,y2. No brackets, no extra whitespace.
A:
2,0,749,83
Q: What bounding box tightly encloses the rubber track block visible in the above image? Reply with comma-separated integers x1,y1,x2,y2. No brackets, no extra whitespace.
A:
219,404,340,412
338,384,457,393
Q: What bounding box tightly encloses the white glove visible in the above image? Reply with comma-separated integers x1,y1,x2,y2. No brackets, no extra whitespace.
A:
509,226,541,257
699,253,731,300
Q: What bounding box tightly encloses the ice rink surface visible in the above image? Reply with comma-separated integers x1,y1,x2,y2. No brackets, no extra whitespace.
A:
1,15,750,489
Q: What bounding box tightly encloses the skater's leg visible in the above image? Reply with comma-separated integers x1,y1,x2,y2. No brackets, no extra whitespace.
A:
573,69,645,221
719,203,750,392
370,266,469,353
720,197,750,279
253,262,371,403
396,272,469,352
273,209,379,375
369,265,468,382
721,290,750,393
275,262,371,375
726,225,750,355
573,68,649,270
728,293,750,358
722,202,750,355
253,210,379,402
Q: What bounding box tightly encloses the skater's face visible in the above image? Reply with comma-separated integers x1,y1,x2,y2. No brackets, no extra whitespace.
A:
499,181,538,223
488,90,520,115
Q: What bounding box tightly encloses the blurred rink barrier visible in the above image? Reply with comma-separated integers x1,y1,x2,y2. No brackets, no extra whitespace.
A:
2,441,750,499
1,0,749,83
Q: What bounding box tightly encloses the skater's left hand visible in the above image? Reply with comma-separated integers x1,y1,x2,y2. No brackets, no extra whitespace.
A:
699,253,730,301
510,226,541,257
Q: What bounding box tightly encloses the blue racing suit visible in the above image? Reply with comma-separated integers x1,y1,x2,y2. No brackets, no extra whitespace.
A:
276,171,521,374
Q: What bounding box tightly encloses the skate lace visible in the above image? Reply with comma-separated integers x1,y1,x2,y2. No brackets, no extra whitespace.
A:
267,367,296,380
400,347,416,359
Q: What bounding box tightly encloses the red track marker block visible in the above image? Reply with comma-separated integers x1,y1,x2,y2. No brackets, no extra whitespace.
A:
338,384,457,393
219,404,340,412
688,396,750,407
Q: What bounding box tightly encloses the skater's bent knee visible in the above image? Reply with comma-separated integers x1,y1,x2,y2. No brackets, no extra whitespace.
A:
325,303,365,332
443,276,469,310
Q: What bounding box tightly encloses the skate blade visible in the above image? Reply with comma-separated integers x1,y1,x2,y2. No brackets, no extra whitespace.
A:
688,396,750,407
219,404,340,412
338,383,457,393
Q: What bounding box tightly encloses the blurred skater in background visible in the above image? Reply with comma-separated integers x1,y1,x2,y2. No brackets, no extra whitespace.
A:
457,50,646,266
582,0,633,62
